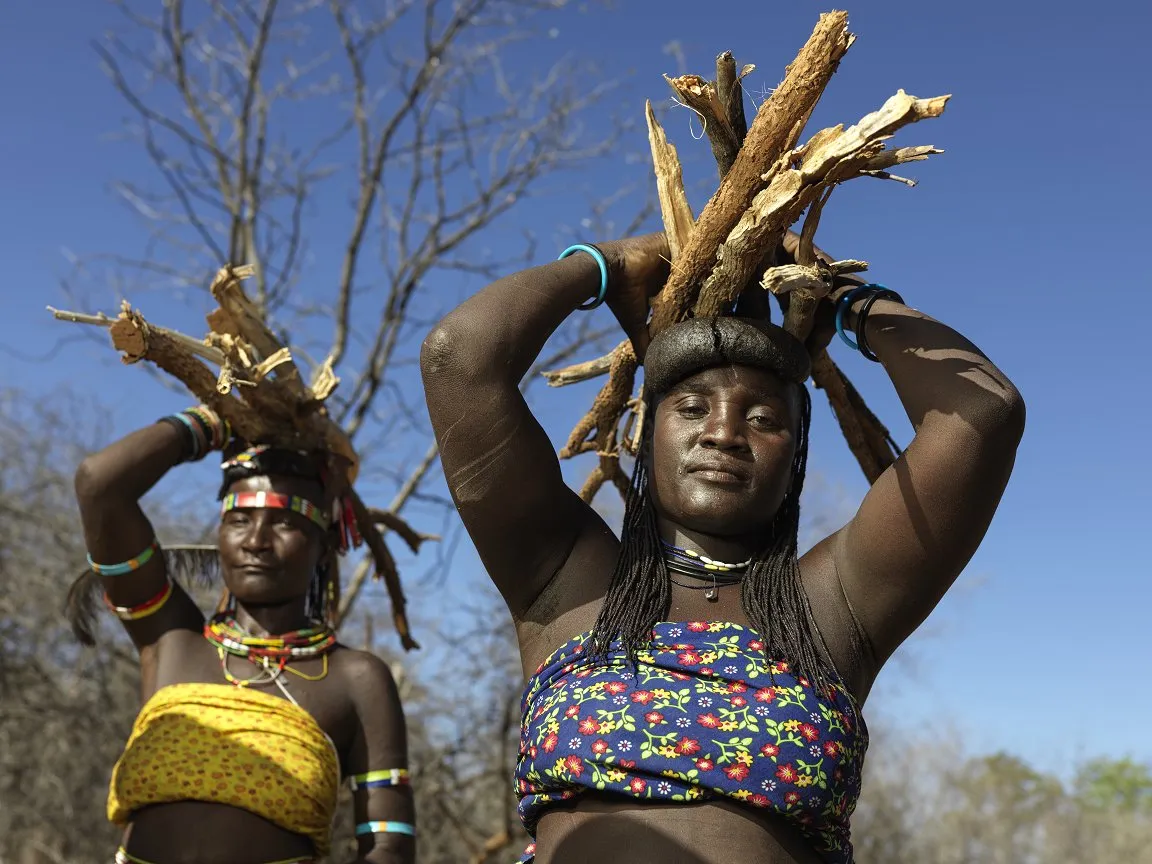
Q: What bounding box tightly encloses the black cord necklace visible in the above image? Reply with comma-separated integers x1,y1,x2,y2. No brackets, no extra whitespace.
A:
661,541,751,601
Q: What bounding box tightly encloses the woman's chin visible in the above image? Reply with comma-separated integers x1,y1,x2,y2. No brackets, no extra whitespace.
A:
223,574,292,606
673,507,763,538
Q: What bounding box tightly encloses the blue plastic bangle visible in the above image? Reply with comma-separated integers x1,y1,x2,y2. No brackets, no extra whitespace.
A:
355,821,416,837
557,244,609,310
834,283,888,352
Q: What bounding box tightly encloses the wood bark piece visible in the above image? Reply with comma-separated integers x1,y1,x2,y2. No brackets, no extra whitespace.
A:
543,351,615,387
367,507,439,554
345,487,418,651
649,11,854,333
561,342,638,501
809,350,898,483
715,51,749,149
759,260,868,297
646,101,695,261
107,306,266,444
665,74,740,180
692,91,947,320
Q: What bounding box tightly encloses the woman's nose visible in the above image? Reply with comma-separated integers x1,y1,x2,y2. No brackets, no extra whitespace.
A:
699,407,746,451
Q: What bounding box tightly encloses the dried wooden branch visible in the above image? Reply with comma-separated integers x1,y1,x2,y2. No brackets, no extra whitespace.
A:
560,342,638,501
555,13,948,498
649,11,854,333
344,487,418,651
646,101,695,261
367,508,439,554
336,439,440,626
694,91,948,319
53,264,430,649
543,351,615,387
715,51,750,150
665,73,740,179
48,305,227,367
810,350,898,482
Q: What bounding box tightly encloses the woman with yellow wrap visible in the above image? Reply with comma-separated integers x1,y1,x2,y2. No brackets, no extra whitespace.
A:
72,410,416,864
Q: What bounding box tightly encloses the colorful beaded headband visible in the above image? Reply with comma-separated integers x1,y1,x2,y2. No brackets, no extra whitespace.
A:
220,491,330,531
220,444,362,553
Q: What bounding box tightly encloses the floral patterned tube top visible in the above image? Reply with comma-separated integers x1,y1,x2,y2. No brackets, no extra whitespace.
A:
515,621,868,863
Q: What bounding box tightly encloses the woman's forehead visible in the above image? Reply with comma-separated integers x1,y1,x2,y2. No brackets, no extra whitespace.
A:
665,364,793,400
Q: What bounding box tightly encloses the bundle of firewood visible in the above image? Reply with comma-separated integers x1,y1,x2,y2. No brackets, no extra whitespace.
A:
52,265,428,650
544,11,948,501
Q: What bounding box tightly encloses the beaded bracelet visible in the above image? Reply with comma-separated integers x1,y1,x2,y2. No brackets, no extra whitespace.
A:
355,821,416,837
557,244,609,310
158,407,231,462
87,540,160,576
350,768,410,791
105,577,174,621
185,406,230,451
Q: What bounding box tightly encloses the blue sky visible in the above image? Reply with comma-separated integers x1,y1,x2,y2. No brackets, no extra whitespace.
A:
2,0,1149,780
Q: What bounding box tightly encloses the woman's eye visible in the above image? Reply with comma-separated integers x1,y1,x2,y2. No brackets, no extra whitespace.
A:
749,413,781,429
223,511,250,526
677,401,707,418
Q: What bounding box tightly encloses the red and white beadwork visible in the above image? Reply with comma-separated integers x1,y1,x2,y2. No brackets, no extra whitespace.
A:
220,491,330,530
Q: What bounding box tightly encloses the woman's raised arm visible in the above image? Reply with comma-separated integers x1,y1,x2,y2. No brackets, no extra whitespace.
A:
420,236,668,616
74,411,224,657
815,290,1025,666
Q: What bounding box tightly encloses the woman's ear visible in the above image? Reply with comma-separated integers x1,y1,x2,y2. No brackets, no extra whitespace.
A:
319,529,338,569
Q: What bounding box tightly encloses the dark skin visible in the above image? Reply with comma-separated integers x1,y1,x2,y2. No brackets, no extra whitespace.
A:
74,427,414,864
420,231,1025,864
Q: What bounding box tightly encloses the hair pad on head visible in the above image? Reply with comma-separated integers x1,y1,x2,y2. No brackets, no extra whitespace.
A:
216,444,326,501
643,316,811,400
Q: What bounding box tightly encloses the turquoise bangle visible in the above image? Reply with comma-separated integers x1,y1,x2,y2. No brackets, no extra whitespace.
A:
834,283,887,352
355,820,416,837
557,244,609,310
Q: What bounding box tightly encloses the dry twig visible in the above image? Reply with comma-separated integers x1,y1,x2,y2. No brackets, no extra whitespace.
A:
53,264,429,648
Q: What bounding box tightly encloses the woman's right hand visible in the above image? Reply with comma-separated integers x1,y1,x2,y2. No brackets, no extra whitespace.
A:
599,233,671,360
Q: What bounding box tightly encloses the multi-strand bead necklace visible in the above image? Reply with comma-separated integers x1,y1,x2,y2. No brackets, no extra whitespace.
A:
661,541,752,601
204,614,337,686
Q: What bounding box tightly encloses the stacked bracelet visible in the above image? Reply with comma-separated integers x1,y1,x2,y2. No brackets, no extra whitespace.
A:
159,407,231,462
834,283,905,363
557,244,609,310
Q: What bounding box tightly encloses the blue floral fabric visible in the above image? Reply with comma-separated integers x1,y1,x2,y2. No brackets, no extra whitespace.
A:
515,621,868,863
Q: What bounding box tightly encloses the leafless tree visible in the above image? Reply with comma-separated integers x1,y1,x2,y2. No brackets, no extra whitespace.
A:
32,1,651,860
63,0,649,628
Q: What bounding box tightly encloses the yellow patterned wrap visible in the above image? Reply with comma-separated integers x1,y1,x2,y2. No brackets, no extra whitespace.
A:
107,683,339,856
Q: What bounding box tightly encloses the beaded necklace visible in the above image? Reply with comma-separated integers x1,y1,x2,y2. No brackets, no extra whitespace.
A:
204,613,336,686
661,541,752,601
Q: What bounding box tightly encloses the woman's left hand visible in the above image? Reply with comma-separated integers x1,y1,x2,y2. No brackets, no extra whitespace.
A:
598,233,671,361
804,281,860,356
